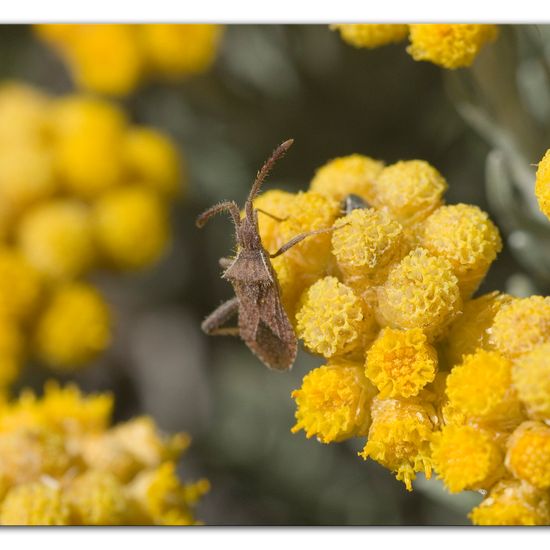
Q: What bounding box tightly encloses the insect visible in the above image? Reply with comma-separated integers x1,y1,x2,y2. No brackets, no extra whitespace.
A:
196,139,336,371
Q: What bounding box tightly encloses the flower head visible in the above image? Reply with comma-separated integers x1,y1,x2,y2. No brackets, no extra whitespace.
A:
407,24,498,69
17,199,96,280
490,296,550,358
431,424,503,493
512,342,550,420
366,328,437,398
535,149,550,220
376,248,461,340
331,24,409,49
360,397,435,491
470,479,550,526
291,362,377,443
505,422,550,490
93,185,170,270
372,160,447,227
296,277,376,359
34,282,111,370
309,154,384,204
420,204,502,299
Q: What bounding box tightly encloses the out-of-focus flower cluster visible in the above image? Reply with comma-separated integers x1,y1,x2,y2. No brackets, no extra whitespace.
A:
0,382,208,525
0,82,184,391
331,24,499,69
535,149,550,221
35,24,224,96
254,153,550,525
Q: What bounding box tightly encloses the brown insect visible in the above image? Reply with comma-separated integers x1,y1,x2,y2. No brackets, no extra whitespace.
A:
196,139,335,371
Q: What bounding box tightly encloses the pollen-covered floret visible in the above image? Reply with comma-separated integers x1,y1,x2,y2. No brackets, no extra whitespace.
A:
535,149,550,220
296,277,376,359
470,479,550,526
0,481,70,526
331,24,409,49
92,185,170,270
445,349,524,429
505,422,550,490
360,397,435,491
17,199,96,280
490,296,550,358
431,424,503,493
376,248,461,340
512,343,550,420
407,24,499,69
372,160,448,227
34,283,111,370
366,328,437,398
309,154,384,204
420,204,502,299
442,291,512,368
291,362,377,444
332,208,406,288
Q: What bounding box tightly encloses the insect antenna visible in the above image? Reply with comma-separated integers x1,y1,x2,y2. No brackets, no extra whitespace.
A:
245,139,294,220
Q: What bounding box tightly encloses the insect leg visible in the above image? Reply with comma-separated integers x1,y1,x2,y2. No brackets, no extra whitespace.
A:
269,225,343,258
256,208,287,222
201,296,240,336
196,201,241,229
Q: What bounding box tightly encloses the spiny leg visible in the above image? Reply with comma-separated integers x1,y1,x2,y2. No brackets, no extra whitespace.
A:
269,225,343,258
256,208,287,222
201,296,240,336
196,200,241,229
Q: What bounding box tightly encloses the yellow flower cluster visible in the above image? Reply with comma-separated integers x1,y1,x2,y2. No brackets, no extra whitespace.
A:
0,82,183,385
332,24,499,69
0,382,208,525
35,24,224,96
535,149,550,220
250,151,549,524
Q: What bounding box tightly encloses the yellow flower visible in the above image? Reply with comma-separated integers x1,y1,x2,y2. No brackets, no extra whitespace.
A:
372,160,448,227
50,95,126,198
442,291,512,368
296,277,376,359
0,82,50,145
535,149,550,220
376,248,461,340
0,248,43,321
123,127,184,198
420,204,502,299
17,199,96,280
490,296,550,358
470,479,550,526
407,24,499,69
61,25,143,97
512,342,550,420
93,185,170,270
139,24,223,78
331,24,409,49
291,362,377,443
0,481,70,526
252,189,296,255
128,461,209,525
34,283,111,370
0,145,58,213
331,208,406,290
366,328,437,398
431,424,503,493
309,154,385,204
506,422,550,490
445,349,524,430
66,470,131,525
360,397,435,491
0,319,24,390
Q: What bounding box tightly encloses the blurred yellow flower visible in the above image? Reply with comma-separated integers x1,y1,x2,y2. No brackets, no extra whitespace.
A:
331,24,409,49
34,283,111,370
